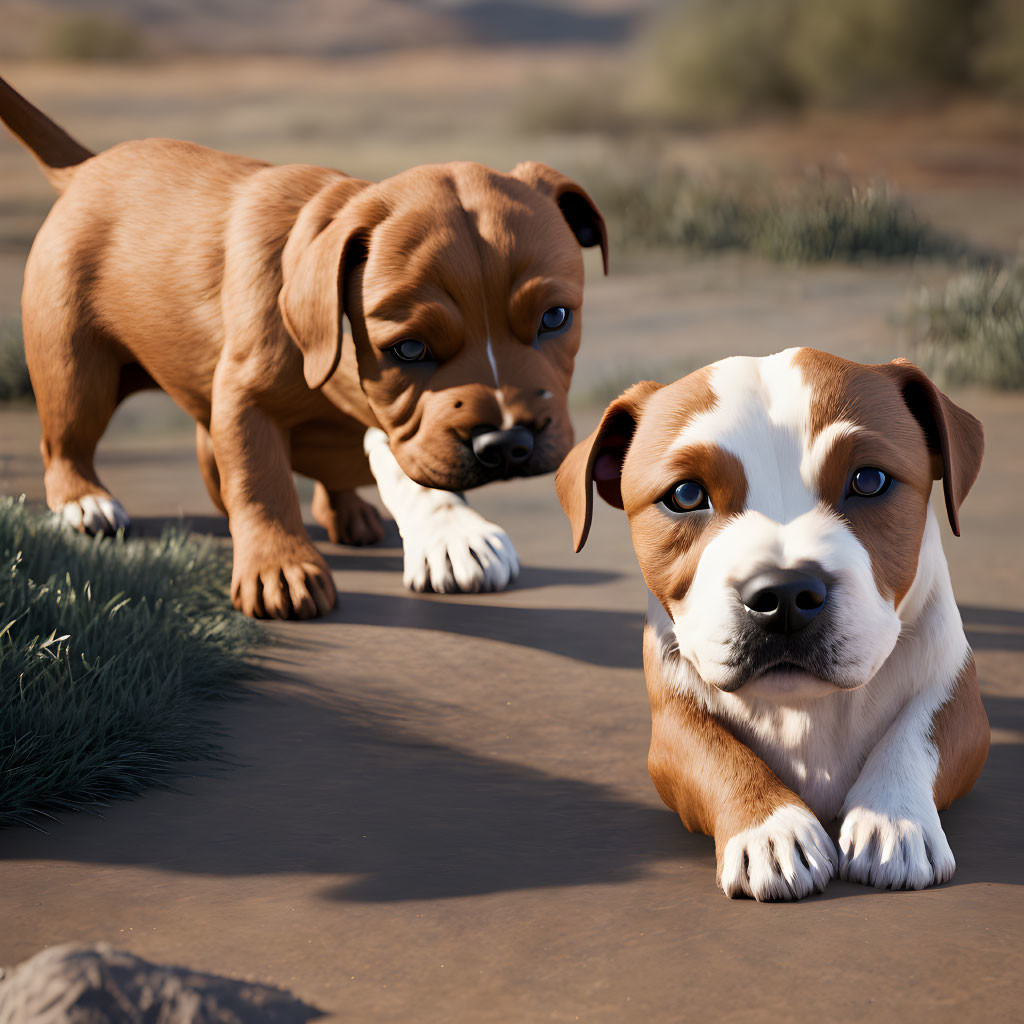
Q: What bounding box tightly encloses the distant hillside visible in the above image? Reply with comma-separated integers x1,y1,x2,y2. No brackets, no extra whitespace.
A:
1,0,658,59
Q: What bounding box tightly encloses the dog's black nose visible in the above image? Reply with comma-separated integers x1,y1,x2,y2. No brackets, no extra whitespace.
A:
472,427,534,472
739,569,827,634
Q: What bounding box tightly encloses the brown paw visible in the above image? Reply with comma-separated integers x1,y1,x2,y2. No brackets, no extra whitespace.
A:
312,484,384,547
231,540,336,620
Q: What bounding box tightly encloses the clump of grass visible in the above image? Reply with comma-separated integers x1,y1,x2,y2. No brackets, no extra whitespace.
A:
0,320,32,403
587,163,971,264
0,498,263,827
754,179,963,262
906,263,1024,388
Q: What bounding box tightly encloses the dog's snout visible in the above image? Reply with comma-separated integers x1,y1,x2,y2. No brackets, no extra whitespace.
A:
471,427,534,472
739,569,827,634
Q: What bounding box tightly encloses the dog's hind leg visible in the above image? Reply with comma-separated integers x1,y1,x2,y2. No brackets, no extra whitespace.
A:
24,311,130,536
196,422,228,516
311,484,383,546
290,420,383,546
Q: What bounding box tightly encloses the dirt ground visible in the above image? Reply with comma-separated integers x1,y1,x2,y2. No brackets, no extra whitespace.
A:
1,55,1023,1022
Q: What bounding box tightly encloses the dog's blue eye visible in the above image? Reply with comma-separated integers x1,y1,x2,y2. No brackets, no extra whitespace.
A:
850,467,890,497
539,307,570,334
392,339,429,362
662,480,711,513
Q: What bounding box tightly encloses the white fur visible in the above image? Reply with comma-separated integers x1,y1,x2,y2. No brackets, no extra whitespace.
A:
666,350,901,699
650,511,966,832
57,495,129,535
364,427,519,593
646,349,970,891
720,804,836,901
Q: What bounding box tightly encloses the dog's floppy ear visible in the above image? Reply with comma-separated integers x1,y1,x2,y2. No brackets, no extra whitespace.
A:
882,358,984,536
512,161,609,275
279,181,379,390
556,380,662,552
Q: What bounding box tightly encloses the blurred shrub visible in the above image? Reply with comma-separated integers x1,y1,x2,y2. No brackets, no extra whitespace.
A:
629,0,805,124
42,11,146,62
0,319,32,403
973,0,1024,97
526,0,1020,130
587,162,972,263
907,262,1024,388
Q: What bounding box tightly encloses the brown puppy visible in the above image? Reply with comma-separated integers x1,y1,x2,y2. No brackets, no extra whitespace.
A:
557,349,987,900
0,75,606,618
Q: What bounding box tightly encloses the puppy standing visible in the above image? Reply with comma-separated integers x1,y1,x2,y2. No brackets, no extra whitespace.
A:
557,348,988,900
0,75,606,618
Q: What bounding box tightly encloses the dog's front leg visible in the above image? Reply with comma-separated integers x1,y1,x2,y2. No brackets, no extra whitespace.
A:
211,387,336,619
364,427,519,593
837,655,986,890
647,679,836,901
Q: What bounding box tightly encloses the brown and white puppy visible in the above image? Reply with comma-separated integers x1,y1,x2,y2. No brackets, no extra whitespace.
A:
0,75,606,618
557,348,988,900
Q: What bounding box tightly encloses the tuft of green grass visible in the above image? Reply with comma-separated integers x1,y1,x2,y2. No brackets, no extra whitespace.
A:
0,320,32,403
0,498,263,828
586,163,972,264
906,263,1024,389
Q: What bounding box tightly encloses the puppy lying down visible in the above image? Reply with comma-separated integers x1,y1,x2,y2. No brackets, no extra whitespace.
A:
557,348,988,900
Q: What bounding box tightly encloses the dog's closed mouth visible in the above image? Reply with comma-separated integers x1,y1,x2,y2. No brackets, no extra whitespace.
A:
756,661,812,677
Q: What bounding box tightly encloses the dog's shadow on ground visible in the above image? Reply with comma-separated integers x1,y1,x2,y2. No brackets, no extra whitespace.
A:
309,591,644,668
3,683,1020,905
961,604,1024,653
0,683,701,903
129,514,623,592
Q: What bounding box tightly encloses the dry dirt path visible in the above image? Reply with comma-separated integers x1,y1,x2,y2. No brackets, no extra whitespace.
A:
0,261,1022,1021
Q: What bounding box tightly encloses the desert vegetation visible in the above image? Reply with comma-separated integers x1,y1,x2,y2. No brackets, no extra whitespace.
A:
584,164,976,264
526,0,1024,132
0,499,262,827
907,262,1024,389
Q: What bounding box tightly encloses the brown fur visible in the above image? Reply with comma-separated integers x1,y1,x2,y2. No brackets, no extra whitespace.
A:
793,349,984,605
644,625,810,879
560,350,987,884
2,75,607,619
932,654,990,809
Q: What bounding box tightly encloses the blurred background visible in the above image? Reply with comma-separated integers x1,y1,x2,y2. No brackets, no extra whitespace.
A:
1,0,1022,412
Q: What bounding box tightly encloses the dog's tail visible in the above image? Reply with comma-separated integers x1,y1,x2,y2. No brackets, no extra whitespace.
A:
0,75,93,193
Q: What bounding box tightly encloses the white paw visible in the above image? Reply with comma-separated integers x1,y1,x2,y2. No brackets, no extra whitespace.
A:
402,503,519,594
57,495,130,536
838,805,955,890
720,805,836,902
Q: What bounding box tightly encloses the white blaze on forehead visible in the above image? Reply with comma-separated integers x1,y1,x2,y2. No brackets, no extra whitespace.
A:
485,338,500,388
482,305,514,428
672,349,859,520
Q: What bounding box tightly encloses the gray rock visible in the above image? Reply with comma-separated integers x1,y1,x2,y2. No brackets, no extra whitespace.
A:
0,943,324,1024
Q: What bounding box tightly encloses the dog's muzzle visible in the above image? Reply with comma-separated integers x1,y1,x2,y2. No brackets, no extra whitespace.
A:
716,565,849,691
